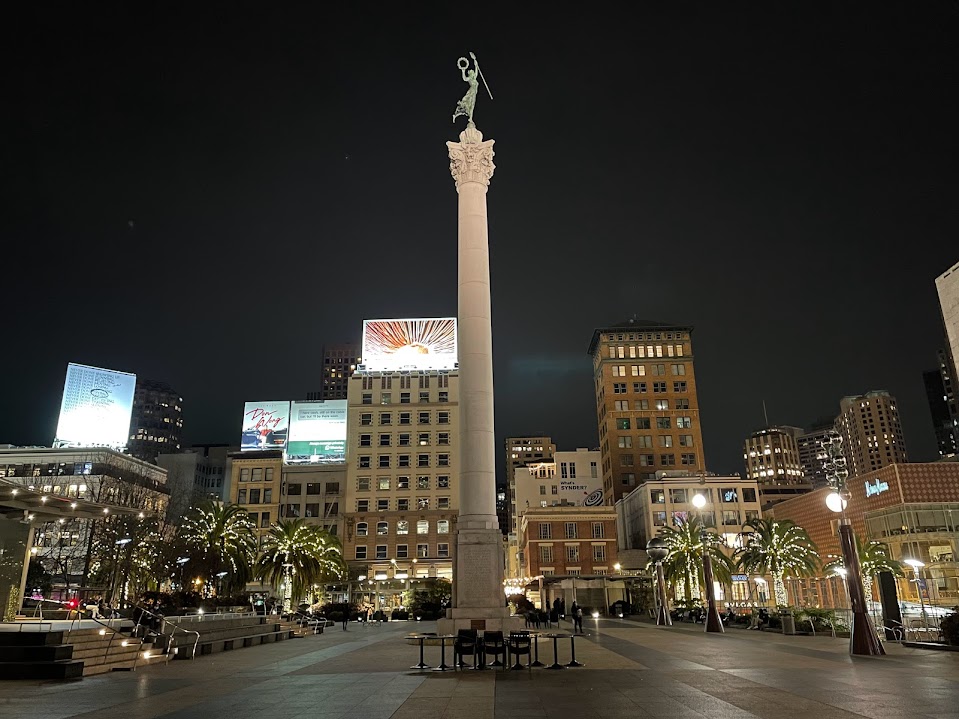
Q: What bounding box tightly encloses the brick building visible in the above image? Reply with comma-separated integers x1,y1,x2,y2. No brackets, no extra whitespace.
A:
520,505,618,578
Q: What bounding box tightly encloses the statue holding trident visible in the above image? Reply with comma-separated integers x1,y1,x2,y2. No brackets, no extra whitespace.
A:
453,52,493,124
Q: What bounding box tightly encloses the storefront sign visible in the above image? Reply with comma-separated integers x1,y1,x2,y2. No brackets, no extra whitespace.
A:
864,478,890,497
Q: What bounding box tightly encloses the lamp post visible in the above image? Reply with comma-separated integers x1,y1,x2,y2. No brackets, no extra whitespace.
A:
825,489,884,656
691,493,723,633
904,558,928,635
646,538,671,626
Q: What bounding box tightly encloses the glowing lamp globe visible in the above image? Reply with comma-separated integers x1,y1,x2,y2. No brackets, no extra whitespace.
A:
692,493,706,509
825,492,847,513
646,537,669,563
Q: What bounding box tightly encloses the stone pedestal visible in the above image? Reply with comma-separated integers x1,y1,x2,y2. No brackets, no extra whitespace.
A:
437,122,523,636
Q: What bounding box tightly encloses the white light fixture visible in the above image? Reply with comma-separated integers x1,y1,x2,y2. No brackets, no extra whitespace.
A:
358,574,367,581
825,492,847,513
395,572,409,580
904,558,925,570
833,567,848,577
374,572,388,581
692,493,706,509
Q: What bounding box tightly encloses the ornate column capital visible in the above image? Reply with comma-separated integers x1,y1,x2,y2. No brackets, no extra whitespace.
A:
448,122,495,188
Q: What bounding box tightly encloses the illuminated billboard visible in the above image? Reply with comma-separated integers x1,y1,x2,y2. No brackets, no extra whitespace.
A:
54,363,137,449
362,317,457,371
240,401,290,451
286,400,348,464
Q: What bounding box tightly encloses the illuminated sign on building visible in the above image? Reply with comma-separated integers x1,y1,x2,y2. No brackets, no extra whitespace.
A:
54,363,137,449
286,400,347,464
361,318,457,371
864,478,890,497
240,401,290,451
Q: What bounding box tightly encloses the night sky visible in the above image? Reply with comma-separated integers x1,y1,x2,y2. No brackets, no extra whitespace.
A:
6,5,958,478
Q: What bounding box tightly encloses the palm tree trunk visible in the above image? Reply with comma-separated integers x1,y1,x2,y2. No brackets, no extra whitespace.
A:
773,572,787,607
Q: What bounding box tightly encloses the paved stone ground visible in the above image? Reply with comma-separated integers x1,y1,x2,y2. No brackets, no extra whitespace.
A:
1,617,956,718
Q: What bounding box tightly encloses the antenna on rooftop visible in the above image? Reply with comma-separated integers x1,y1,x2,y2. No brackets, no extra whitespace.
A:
762,400,769,427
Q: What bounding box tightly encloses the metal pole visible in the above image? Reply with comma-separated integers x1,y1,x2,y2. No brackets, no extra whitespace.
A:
838,521,884,656
915,567,928,635
655,562,672,626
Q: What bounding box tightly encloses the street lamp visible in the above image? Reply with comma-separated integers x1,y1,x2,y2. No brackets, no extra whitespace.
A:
691,493,723,633
645,537,671,626
904,558,928,635
826,488,884,656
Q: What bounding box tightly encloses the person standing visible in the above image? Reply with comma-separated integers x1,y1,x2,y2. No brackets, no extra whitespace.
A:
574,605,583,633
341,603,349,631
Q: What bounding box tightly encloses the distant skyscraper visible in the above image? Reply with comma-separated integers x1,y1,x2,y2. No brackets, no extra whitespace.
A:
835,391,907,478
743,426,805,485
504,435,556,535
588,319,706,505
924,357,959,458
797,418,839,488
306,343,361,401
936,260,959,394
127,379,183,464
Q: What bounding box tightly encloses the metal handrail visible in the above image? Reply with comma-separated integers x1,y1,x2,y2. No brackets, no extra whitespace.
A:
805,618,816,637
132,604,200,662
67,608,144,670
287,610,325,635
166,611,258,622
0,621,53,632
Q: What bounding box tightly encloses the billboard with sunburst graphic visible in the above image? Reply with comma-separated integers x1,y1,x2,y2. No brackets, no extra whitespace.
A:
362,318,458,371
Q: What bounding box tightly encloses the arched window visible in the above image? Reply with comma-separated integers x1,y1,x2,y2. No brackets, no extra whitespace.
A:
437,520,449,534
377,521,388,535
356,522,368,537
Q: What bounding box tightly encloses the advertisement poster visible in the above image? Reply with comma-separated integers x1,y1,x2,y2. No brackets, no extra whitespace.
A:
240,401,290,451
286,400,347,464
54,363,137,449
362,318,457,371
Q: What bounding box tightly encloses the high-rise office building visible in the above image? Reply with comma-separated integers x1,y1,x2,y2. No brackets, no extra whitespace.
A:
743,426,805,484
588,319,706,505
797,418,841,489
936,261,959,394
924,357,959,458
307,343,361,401
504,436,556,535
835,391,907,478
341,367,460,591
127,379,183,464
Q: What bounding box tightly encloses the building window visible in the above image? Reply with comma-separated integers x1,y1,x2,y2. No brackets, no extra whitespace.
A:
634,399,650,410
618,436,632,448
634,382,647,393
379,412,392,425
376,544,388,559
417,544,430,558
249,488,261,503
566,545,580,562
362,393,372,405
377,477,390,490
419,391,430,402
593,545,606,562
378,455,391,468
415,475,429,490
397,520,409,535
398,454,411,467
565,522,578,539
652,381,667,393
357,477,371,492
287,483,302,496
416,411,431,426
355,546,367,560
616,418,630,430
653,511,667,527
324,502,338,516
438,432,450,445
661,454,676,466
396,544,409,558
723,510,740,526
438,391,449,403
417,454,430,467
437,475,450,488
742,488,757,503
540,545,553,563
673,381,687,393
418,432,430,446
360,413,373,426
376,521,388,535
681,453,697,466
438,497,450,509
656,417,671,430
613,383,627,394
438,543,450,558
400,392,411,404
238,489,248,503
677,416,692,429
721,488,738,503
417,497,430,510
539,523,552,539
592,522,604,538
399,433,412,446
398,498,410,511
639,454,654,466
671,364,686,375
651,364,666,376
437,520,450,534
676,398,690,410
357,499,370,512
650,488,665,503
354,521,369,537
437,453,450,467
614,400,629,411
378,434,391,446
632,365,646,376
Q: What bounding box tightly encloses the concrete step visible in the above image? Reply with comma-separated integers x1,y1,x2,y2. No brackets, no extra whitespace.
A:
0,659,84,680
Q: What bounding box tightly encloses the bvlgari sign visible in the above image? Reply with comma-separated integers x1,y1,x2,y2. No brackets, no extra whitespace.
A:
864,478,890,497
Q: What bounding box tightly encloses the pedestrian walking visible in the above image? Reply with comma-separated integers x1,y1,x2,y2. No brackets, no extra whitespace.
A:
341,603,349,631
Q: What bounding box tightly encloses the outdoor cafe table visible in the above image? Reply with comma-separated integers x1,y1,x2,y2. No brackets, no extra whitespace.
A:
430,634,457,672
541,632,570,670
407,633,435,670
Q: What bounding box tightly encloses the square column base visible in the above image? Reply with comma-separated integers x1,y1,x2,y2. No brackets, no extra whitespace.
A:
437,608,527,635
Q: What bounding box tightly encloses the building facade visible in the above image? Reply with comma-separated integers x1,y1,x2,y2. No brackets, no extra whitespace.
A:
588,320,706,506
307,343,361,401
127,379,183,464
743,426,805,485
925,350,959,458
279,462,346,538
835,391,908,478
0,447,169,588
768,463,959,609
226,450,284,540
936,261,959,402
797,419,841,489
520,505,619,578
341,369,459,599
504,436,556,535
615,472,762,552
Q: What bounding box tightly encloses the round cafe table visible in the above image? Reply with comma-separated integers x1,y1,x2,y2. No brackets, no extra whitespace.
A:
432,634,457,672
407,633,434,670
542,632,570,670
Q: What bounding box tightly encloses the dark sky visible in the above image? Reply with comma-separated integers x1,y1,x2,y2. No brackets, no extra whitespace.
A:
5,5,958,478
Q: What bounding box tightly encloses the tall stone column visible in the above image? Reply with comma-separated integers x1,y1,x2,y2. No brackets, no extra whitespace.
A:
439,122,521,633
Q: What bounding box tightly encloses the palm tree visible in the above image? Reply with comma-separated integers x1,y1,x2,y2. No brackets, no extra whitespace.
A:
657,515,734,602
255,519,346,606
824,536,903,604
735,518,819,607
180,501,257,594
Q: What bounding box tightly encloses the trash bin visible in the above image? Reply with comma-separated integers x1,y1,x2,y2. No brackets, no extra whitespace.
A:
780,611,796,635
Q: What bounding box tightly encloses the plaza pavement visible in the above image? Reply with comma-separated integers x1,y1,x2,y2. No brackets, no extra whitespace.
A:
1,617,957,719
